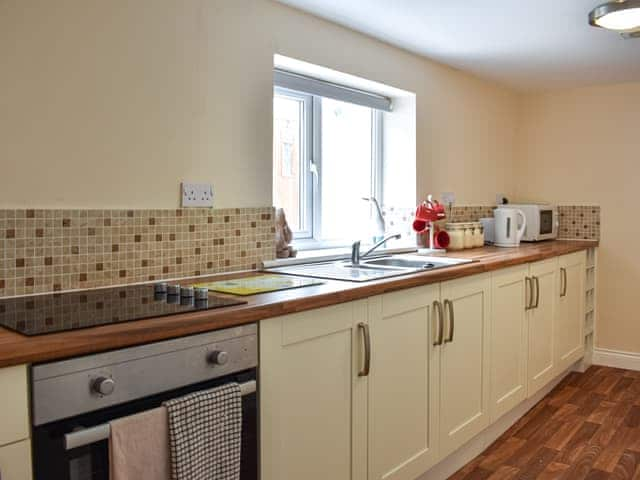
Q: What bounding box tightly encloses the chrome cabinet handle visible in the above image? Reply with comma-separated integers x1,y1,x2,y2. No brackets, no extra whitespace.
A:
443,299,455,343
560,268,567,297
433,301,444,346
534,276,540,308
358,323,371,377
525,277,533,310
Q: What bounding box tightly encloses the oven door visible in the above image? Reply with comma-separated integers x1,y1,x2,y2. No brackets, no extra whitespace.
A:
32,369,257,480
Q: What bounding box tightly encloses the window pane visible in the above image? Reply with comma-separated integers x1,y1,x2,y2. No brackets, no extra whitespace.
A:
273,95,305,233
320,97,375,242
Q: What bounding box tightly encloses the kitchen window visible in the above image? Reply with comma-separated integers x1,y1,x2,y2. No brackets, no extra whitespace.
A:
273,70,391,249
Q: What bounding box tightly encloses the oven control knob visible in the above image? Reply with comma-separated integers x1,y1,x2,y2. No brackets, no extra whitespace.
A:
92,377,115,396
208,350,229,366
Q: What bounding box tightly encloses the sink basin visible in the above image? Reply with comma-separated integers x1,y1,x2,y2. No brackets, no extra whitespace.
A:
266,254,474,283
363,258,437,269
266,262,407,282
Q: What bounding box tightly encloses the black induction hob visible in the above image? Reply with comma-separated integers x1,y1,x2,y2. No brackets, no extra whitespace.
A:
0,284,247,336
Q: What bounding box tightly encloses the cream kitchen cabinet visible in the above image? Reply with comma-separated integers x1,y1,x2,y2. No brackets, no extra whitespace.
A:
0,365,30,446
0,440,32,480
439,274,492,458
0,364,32,480
260,255,587,480
368,275,492,476
555,251,586,372
527,258,558,397
260,274,491,480
260,301,368,480
367,284,440,480
489,265,529,422
489,257,562,420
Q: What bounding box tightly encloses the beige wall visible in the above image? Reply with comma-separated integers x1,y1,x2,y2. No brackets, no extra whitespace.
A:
0,0,519,209
516,81,640,353
1,0,639,354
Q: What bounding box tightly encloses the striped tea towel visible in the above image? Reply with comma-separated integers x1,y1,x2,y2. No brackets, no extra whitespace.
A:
163,383,242,480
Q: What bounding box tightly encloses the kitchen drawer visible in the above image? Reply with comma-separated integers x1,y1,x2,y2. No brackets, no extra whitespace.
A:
0,439,32,480
0,365,30,446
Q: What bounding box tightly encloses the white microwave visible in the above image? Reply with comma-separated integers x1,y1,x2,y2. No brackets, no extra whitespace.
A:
506,204,558,242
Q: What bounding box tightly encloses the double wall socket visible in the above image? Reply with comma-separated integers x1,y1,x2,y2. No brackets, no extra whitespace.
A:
181,183,214,207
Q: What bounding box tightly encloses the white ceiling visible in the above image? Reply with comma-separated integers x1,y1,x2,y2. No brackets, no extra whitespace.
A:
276,0,640,92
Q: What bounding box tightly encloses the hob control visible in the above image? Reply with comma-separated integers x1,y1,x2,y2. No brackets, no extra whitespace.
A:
167,284,181,296
194,287,209,300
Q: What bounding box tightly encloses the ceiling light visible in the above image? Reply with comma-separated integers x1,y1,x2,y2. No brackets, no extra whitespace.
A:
589,0,640,31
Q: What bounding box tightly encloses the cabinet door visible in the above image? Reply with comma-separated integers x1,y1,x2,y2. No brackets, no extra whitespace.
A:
490,265,528,422
0,439,32,480
0,365,30,446
528,258,558,396
555,252,586,372
368,285,440,480
260,301,367,480
439,274,491,458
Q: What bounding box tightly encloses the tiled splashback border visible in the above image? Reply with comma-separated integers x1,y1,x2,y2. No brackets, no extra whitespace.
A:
382,204,600,242
443,205,600,242
0,208,275,298
447,206,496,223
0,204,599,298
558,205,600,241
381,205,496,235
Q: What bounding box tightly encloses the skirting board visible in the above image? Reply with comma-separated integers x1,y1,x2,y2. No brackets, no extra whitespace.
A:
593,348,640,371
417,364,576,480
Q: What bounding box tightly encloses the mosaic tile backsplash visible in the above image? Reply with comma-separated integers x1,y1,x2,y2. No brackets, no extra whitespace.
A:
0,208,275,298
558,205,600,241
382,205,497,240
382,205,497,235
447,206,497,223
0,203,599,298
382,204,601,242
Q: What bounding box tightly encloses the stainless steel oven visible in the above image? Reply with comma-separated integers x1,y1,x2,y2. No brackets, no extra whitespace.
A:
31,325,258,480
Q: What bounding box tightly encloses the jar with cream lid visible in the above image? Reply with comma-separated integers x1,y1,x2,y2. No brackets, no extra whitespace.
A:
472,222,484,247
445,223,466,250
462,223,475,249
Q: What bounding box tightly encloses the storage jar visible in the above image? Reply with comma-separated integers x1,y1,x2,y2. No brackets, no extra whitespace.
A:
472,222,484,247
445,223,466,250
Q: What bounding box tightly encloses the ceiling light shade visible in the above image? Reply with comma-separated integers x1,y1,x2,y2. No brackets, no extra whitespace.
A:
589,0,640,31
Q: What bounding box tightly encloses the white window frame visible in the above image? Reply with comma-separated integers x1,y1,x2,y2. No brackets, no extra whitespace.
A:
274,87,384,250
273,87,314,239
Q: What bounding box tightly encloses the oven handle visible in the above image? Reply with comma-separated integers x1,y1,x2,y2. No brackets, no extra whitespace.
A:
64,380,256,451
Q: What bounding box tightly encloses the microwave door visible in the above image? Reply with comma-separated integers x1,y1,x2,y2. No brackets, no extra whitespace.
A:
539,210,554,235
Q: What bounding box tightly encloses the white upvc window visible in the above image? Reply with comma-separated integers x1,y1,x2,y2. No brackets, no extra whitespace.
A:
273,71,388,249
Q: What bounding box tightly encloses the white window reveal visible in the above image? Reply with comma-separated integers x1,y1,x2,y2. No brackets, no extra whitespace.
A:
273,69,391,249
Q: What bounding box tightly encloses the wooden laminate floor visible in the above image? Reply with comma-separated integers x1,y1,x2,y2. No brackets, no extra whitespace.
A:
449,366,640,480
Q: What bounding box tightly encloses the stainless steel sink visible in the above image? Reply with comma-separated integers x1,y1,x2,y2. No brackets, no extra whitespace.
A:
362,258,438,269
267,261,407,282
266,254,473,282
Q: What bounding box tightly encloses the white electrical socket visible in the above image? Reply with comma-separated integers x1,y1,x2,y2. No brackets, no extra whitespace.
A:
441,192,456,206
181,182,214,207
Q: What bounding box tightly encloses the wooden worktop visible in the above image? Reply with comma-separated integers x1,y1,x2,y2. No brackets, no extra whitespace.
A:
0,240,597,368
